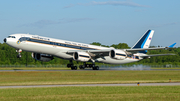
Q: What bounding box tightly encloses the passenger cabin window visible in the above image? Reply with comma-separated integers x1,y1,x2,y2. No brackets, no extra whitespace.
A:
8,36,16,38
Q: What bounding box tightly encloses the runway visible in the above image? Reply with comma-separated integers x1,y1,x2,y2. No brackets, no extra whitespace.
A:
0,83,180,89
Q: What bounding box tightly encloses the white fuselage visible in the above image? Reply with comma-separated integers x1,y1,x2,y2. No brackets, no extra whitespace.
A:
5,34,140,64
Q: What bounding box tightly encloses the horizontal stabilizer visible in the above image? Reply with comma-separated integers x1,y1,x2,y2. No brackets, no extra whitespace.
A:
126,43,176,52
125,47,167,52
140,54,176,58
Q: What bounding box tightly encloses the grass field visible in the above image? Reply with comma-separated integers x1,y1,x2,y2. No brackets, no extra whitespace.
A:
0,86,180,101
0,67,180,70
0,70,180,101
0,67,70,70
0,70,179,86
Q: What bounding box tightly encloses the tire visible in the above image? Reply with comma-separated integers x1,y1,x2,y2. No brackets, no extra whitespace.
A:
74,66,77,70
96,66,99,70
93,66,99,70
71,66,74,70
17,54,21,58
79,65,83,69
67,64,73,68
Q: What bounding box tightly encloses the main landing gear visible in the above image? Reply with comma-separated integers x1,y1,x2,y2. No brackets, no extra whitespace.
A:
67,60,77,70
79,62,99,70
16,49,22,58
67,60,99,70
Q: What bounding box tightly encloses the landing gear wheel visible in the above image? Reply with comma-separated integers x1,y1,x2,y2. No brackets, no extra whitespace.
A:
74,66,77,70
96,66,99,70
67,64,73,68
79,65,85,69
92,66,99,70
16,49,22,58
71,66,77,70
17,54,22,58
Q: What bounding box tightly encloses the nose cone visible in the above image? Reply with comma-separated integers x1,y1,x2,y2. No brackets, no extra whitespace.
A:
3,38,7,43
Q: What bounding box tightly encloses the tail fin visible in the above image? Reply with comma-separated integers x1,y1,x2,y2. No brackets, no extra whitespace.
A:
169,43,176,48
132,30,154,53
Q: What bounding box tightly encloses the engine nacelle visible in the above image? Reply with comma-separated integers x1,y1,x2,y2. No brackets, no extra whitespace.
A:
32,53,54,62
73,52,91,62
109,50,127,60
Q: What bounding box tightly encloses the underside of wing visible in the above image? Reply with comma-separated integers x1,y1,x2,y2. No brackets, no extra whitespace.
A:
67,49,111,59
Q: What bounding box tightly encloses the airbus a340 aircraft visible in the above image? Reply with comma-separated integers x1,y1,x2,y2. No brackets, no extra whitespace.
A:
3,30,176,70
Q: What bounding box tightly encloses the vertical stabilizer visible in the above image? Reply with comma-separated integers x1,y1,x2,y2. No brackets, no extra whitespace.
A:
132,30,154,53
132,30,154,49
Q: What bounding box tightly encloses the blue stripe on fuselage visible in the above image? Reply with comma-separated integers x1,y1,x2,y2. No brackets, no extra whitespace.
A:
19,37,97,50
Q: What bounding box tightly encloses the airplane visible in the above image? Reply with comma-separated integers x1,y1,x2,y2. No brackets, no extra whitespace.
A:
3,30,176,70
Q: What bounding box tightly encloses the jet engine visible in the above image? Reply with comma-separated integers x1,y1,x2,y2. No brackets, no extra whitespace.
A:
109,50,127,60
32,53,54,62
73,52,91,62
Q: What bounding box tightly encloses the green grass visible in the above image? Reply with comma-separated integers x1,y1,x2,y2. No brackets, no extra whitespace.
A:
0,67,180,70
0,70,179,86
0,70,180,101
151,67,180,69
0,86,180,101
0,67,70,70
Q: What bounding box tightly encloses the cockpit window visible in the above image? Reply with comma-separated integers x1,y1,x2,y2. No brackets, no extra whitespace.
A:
8,36,16,38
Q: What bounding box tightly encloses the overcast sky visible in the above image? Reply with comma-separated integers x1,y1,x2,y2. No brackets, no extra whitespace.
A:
0,0,179,47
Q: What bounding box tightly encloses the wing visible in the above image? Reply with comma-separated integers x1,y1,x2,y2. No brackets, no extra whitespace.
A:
67,49,111,59
67,43,176,59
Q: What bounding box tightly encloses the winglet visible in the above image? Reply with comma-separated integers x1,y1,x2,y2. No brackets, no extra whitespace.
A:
169,43,176,48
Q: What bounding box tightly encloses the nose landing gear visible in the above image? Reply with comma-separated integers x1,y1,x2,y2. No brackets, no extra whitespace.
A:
16,49,22,58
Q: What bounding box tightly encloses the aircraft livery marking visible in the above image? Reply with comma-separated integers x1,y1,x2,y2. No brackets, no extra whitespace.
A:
18,37,98,50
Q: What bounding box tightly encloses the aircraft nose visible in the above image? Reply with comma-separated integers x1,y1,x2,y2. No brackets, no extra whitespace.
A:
3,38,6,43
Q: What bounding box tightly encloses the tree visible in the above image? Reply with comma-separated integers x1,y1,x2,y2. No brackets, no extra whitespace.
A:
0,42,179,66
110,43,130,49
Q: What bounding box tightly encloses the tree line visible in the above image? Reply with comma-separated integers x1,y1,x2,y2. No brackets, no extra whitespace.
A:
0,42,179,66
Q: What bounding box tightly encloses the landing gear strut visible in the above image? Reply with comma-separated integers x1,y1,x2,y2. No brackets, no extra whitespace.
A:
16,49,22,58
